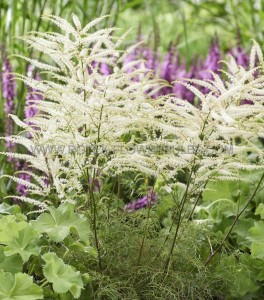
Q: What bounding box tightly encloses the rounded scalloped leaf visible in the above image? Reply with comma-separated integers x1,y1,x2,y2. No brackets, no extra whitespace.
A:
248,221,264,259
31,203,90,243
0,270,43,300
42,252,84,299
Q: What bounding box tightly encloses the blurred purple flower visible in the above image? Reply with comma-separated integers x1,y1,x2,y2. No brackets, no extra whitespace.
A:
100,63,111,76
200,38,221,78
16,161,31,197
228,45,252,105
173,59,199,103
25,65,43,122
124,43,158,77
124,189,158,212
228,45,249,69
199,38,221,94
16,65,43,196
2,55,16,160
160,43,178,95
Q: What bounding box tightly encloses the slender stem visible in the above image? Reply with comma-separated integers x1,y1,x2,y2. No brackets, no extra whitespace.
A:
205,171,264,266
91,188,102,269
137,187,155,264
88,105,104,271
153,188,178,261
164,168,194,271
188,180,209,221
163,110,211,272
80,58,103,270
40,279,49,288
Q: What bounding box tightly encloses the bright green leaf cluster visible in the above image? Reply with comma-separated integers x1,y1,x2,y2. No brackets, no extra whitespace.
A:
0,270,43,300
248,204,264,259
42,252,84,299
31,203,90,242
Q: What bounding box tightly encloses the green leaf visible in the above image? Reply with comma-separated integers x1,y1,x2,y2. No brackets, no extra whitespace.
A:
248,221,264,259
32,204,90,243
0,270,43,300
256,203,264,219
0,217,40,262
0,246,23,274
42,252,84,299
215,254,260,297
0,203,20,216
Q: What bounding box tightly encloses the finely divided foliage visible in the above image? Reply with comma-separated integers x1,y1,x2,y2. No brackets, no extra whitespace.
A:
0,14,263,214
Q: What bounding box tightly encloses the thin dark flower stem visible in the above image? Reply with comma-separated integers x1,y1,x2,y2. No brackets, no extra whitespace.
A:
187,190,203,221
163,112,211,272
164,166,194,272
205,171,264,266
81,60,103,270
153,187,178,261
188,179,209,221
137,185,155,264
89,104,104,271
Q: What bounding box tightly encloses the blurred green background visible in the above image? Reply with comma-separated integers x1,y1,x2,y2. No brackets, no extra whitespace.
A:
1,0,264,56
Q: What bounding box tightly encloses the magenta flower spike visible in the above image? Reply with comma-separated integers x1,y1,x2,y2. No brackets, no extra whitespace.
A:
16,161,31,197
2,55,16,160
199,38,222,94
228,45,249,69
173,65,196,103
16,65,43,196
160,43,179,95
228,45,253,104
24,65,43,122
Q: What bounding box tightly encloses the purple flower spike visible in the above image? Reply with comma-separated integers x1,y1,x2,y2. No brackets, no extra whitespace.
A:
16,65,43,195
124,189,158,212
228,46,252,104
16,161,31,197
25,65,43,122
2,55,16,159
124,37,158,79
199,38,222,94
160,43,178,95
2,58,16,113
228,45,249,69
142,47,158,72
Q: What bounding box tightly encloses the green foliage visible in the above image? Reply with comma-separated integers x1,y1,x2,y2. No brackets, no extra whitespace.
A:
248,204,264,259
214,254,262,298
42,252,84,299
32,204,90,243
0,247,23,274
0,202,93,300
0,215,39,262
0,203,20,216
0,270,43,300
248,221,264,259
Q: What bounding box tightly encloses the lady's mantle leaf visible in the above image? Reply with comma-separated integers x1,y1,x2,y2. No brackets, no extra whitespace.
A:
32,203,90,242
248,221,264,259
248,204,264,259
0,246,23,274
0,203,20,216
0,270,43,300
42,252,84,299
0,217,39,262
